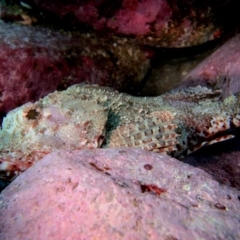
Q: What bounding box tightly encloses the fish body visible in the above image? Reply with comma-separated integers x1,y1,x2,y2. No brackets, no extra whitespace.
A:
0,84,240,181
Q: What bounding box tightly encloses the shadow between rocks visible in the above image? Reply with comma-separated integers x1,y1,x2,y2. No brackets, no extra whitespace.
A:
183,129,240,191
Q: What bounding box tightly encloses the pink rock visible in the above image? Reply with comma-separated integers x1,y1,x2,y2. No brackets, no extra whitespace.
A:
183,134,240,190
33,0,230,47
0,21,150,113
180,34,240,97
0,148,239,239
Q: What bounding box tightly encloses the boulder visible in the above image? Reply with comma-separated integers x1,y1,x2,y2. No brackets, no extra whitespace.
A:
0,148,239,239
32,0,237,47
180,34,240,97
183,132,240,191
0,20,150,113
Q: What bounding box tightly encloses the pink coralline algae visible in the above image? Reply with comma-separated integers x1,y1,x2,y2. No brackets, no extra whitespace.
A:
0,20,150,113
180,33,240,98
32,0,233,47
0,149,239,239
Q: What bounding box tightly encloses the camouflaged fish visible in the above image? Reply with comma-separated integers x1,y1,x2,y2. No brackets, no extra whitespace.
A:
0,84,240,181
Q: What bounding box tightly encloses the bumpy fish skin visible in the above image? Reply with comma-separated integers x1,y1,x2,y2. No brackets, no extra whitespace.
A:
75,84,240,157
0,84,240,181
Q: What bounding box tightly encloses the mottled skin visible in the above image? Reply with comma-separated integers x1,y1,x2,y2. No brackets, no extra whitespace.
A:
0,84,240,181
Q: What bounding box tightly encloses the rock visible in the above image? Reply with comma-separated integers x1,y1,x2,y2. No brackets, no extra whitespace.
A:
0,148,239,239
32,0,236,47
179,34,240,97
0,20,150,113
183,132,240,191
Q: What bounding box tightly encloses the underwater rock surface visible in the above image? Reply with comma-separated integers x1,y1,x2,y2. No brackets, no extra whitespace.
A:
183,132,240,191
180,33,240,97
32,0,232,47
0,20,150,113
0,149,240,239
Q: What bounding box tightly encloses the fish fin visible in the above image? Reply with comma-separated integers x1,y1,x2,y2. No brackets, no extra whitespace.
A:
178,134,234,159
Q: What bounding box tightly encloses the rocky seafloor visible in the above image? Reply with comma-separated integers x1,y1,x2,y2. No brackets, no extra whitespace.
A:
0,0,240,239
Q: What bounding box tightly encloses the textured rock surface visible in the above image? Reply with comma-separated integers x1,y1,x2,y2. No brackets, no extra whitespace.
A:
32,0,235,47
0,149,239,239
0,20,150,113
180,34,240,98
183,131,240,191
1,84,240,181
